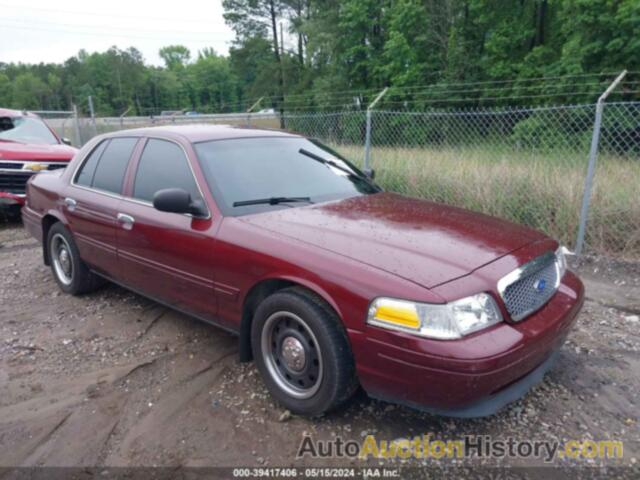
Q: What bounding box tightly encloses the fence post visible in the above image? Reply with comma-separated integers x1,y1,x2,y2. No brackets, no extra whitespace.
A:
364,110,372,170
72,104,82,147
575,70,627,255
87,95,97,136
119,106,132,128
61,117,68,142
246,96,264,127
364,88,388,172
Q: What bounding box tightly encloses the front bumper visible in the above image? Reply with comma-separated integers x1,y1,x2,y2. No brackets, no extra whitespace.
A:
351,271,584,417
0,192,26,207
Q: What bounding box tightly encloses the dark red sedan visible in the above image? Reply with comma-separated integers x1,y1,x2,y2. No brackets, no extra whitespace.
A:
0,108,77,219
23,125,584,417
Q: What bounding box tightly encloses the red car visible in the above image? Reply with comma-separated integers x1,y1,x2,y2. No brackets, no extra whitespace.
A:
23,125,584,417
0,108,77,219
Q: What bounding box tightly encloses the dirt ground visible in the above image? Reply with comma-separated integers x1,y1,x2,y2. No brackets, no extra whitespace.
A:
0,220,638,474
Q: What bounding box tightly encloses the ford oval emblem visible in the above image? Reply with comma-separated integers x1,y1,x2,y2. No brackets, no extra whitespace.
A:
534,278,547,292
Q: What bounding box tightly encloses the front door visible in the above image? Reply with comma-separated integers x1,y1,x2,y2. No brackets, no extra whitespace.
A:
115,138,218,320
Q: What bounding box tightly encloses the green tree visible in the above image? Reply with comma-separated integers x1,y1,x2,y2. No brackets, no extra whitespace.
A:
0,73,11,106
188,51,239,112
229,36,279,104
223,0,289,122
11,73,50,109
159,45,192,71
2,0,639,114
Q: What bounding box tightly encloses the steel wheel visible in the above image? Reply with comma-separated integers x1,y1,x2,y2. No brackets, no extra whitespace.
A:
50,233,74,286
261,311,323,399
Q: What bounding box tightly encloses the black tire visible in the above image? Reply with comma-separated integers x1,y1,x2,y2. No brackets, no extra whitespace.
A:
3,206,21,223
47,222,104,295
251,287,358,416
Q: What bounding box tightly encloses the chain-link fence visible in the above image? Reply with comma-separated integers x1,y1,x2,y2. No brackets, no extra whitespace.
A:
585,102,640,257
32,110,78,145
63,102,640,260
73,112,281,146
284,103,640,260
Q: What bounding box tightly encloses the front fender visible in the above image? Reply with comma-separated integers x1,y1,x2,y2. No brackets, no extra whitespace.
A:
261,273,345,321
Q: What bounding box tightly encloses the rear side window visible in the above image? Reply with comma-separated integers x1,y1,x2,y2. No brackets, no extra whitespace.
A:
75,140,108,187
91,138,138,194
133,139,200,202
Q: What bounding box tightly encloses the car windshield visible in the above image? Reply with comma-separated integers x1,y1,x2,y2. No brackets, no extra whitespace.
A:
0,116,59,145
194,137,380,215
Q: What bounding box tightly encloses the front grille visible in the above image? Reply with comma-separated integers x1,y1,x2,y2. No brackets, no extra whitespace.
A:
0,162,23,170
499,252,559,321
0,162,67,172
0,172,33,194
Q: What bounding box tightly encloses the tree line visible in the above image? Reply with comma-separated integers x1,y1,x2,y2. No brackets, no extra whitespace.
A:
1,0,639,116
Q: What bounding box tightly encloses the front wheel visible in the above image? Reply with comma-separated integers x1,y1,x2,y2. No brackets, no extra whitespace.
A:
251,287,358,416
3,205,21,223
47,222,104,295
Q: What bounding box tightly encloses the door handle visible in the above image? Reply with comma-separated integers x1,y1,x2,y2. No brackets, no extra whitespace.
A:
117,213,135,230
64,197,77,211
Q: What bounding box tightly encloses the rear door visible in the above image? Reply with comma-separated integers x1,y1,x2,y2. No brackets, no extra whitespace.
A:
116,137,218,320
63,137,140,278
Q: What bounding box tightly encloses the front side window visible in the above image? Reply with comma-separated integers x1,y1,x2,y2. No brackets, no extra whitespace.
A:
89,138,138,194
194,137,379,215
133,139,200,202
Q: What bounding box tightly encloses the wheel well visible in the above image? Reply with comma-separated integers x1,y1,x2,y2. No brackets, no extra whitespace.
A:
239,279,320,362
41,215,59,266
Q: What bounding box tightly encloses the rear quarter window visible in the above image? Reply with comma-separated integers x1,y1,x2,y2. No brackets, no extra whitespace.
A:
75,138,138,194
75,140,108,187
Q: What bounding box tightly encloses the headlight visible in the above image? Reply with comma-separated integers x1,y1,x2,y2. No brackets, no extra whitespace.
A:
555,245,568,280
367,293,503,340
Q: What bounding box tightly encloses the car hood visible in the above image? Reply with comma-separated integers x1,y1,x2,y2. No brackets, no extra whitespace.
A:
0,142,77,161
239,192,547,288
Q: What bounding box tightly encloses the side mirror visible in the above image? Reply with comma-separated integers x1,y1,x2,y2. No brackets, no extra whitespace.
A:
363,168,376,180
61,137,72,146
153,188,207,217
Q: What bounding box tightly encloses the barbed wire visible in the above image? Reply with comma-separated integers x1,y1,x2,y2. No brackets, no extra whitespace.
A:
377,93,621,107
387,82,640,98
241,78,637,112
380,71,636,91
232,72,636,107
63,72,639,116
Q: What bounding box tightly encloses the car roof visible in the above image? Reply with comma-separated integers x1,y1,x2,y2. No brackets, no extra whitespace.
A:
104,124,302,143
0,108,39,118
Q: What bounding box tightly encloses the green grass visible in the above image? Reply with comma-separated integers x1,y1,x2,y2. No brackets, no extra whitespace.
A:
334,144,640,258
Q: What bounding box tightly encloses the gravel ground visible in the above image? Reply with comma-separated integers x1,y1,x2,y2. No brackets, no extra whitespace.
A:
0,220,638,475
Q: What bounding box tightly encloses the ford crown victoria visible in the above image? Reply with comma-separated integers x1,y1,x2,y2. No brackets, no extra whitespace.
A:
23,125,584,417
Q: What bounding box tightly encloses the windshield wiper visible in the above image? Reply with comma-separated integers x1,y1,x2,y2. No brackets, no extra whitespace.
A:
298,148,357,177
233,196,312,207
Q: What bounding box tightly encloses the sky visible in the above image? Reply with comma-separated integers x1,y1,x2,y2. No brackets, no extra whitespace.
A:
0,0,237,66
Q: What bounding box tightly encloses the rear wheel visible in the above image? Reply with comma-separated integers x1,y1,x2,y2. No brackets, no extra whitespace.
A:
47,222,104,295
251,287,358,416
